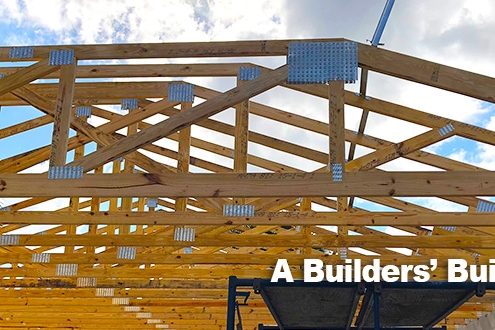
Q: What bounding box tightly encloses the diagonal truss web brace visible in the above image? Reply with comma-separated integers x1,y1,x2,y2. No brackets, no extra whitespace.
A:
8,86,226,212
0,59,60,97
70,65,289,172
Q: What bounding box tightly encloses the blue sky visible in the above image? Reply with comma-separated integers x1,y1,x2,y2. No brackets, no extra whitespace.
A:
0,0,494,215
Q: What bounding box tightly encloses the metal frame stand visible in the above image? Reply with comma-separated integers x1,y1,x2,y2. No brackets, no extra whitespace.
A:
227,277,491,330
227,276,254,330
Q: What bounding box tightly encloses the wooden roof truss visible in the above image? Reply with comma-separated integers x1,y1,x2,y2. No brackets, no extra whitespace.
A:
0,38,494,329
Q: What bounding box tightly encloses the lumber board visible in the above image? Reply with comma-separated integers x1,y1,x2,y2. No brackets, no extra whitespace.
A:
0,63,246,78
0,59,59,96
49,62,77,166
0,171,494,197
1,233,494,248
0,252,487,266
2,211,495,226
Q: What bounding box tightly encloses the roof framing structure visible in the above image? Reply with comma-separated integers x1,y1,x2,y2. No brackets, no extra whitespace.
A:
0,38,494,329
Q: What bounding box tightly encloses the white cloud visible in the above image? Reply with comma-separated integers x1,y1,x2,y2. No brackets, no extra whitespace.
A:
0,0,285,44
398,197,467,212
444,115,495,171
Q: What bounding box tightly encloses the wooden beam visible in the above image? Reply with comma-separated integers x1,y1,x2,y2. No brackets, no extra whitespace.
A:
0,39,343,61
0,278,228,289
328,81,346,168
345,126,456,172
0,267,279,279
347,91,495,146
49,62,77,166
300,197,312,255
1,171,493,197
234,78,250,174
2,233,495,249
107,160,121,238
175,102,192,212
88,161,102,253
233,77,250,205
3,211,495,226
328,81,348,245
0,252,486,266
0,115,52,139
0,59,59,96
0,288,230,299
0,81,170,105
0,63,247,78
357,43,495,103
66,117,84,254
121,116,139,235
73,65,288,172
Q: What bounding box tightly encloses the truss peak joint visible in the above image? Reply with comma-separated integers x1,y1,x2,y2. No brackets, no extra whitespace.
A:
49,49,75,65
9,46,34,59
48,165,83,179
223,204,255,217
288,41,358,84
168,82,194,102
238,66,261,81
